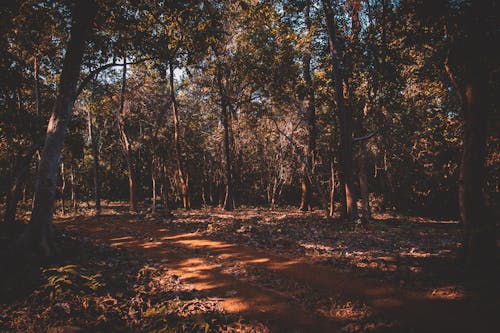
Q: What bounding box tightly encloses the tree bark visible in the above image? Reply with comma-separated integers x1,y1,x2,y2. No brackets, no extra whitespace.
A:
70,166,77,212
22,0,97,255
87,106,101,215
216,64,234,211
60,162,66,215
161,163,172,216
168,62,190,209
151,156,157,214
117,60,137,212
322,0,358,221
299,0,316,212
4,146,36,225
457,64,494,278
443,2,495,280
329,158,335,217
359,145,371,222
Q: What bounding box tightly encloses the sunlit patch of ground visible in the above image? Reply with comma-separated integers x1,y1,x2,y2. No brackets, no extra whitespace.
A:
5,203,495,332
0,231,268,332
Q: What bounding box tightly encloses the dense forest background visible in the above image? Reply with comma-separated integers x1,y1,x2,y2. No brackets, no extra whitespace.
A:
0,0,498,271
0,1,499,331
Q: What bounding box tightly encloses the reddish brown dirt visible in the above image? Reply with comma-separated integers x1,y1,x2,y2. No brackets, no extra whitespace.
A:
57,213,497,333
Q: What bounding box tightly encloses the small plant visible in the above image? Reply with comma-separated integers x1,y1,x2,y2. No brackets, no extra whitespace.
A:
42,265,104,300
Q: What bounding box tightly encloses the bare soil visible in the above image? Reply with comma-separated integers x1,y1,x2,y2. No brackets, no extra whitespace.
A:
1,205,498,332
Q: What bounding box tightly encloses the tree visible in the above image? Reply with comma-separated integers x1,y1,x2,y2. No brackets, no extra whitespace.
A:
441,1,496,279
322,0,358,221
299,0,317,212
21,0,97,254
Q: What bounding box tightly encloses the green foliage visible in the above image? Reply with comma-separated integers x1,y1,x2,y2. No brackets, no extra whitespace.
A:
41,265,104,300
0,0,497,217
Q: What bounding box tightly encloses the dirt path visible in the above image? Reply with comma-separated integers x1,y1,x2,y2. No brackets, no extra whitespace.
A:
57,214,497,333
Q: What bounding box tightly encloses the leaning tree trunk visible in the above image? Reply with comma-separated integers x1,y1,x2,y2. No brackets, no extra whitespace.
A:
299,0,316,212
22,0,96,255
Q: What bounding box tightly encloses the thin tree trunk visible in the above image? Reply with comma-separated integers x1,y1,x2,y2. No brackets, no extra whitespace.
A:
21,0,96,255
152,156,157,214
117,59,137,212
34,56,40,118
359,145,371,222
168,62,189,209
216,65,234,211
61,162,66,215
88,107,101,215
329,158,335,217
300,0,316,212
70,166,77,212
161,163,172,216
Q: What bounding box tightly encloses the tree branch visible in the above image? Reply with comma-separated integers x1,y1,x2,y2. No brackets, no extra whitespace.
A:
76,58,153,97
444,55,465,111
353,130,377,143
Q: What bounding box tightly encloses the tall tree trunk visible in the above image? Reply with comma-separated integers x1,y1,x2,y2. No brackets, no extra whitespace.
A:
22,1,96,254
300,0,316,212
322,0,358,221
216,65,234,211
87,107,101,215
459,65,494,278
168,62,190,209
443,2,495,280
117,59,137,212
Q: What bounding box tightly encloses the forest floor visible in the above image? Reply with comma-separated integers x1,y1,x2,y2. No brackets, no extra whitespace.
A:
1,203,498,332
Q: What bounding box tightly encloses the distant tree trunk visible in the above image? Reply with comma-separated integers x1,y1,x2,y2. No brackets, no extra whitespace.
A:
359,145,371,222
21,1,96,255
117,60,137,212
34,56,40,118
87,107,101,215
151,156,157,214
356,100,372,223
216,65,234,211
300,0,316,212
161,163,171,216
60,162,66,215
70,166,77,212
4,146,36,225
168,61,190,209
322,0,358,221
329,158,335,217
